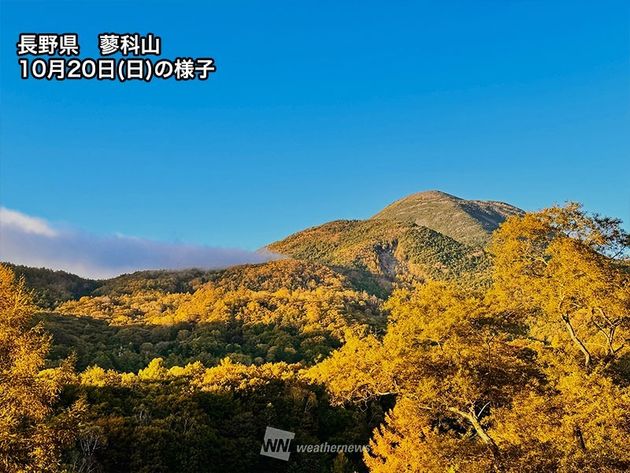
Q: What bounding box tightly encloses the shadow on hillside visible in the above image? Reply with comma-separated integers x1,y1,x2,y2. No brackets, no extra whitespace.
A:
61,366,381,473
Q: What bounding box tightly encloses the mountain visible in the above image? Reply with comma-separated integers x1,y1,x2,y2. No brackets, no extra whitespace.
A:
372,191,523,245
267,190,522,293
372,190,523,246
8,191,522,301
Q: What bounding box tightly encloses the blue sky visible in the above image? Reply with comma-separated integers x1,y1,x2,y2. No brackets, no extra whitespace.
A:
1,1,629,257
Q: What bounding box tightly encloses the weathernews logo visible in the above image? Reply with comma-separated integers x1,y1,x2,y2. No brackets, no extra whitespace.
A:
260,427,295,461
260,426,369,461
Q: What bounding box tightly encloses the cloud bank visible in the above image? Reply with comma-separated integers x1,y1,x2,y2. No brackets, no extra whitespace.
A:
0,207,276,279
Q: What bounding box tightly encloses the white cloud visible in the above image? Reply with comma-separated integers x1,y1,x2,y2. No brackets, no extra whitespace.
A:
0,207,276,279
0,207,58,237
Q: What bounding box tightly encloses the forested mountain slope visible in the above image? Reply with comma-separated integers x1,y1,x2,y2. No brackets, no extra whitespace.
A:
267,190,511,293
268,219,487,294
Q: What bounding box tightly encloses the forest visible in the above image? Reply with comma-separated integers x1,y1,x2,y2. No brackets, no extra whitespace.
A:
1,203,629,472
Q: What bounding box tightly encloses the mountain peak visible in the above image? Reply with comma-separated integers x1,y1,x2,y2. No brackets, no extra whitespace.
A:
371,190,522,246
407,190,461,200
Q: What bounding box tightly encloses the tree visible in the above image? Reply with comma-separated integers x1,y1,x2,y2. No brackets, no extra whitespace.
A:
489,203,630,371
311,282,541,471
0,265,75,471
312,204,630,471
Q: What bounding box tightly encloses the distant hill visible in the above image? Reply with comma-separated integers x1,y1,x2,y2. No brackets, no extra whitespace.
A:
86,260,355,296
4,263,101,309
3,264,220,308
372,190,523,246
5,259,357,309
93,268,216,296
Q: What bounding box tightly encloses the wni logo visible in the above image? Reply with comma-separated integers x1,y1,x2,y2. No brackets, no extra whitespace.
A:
260,426,295,461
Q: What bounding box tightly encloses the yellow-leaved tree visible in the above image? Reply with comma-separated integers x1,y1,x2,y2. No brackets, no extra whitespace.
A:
489,203,629,371
0,265,77,472
309,204,630,472
310,281,541,471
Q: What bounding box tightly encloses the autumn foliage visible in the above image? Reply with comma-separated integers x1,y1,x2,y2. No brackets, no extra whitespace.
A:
0,204,628,472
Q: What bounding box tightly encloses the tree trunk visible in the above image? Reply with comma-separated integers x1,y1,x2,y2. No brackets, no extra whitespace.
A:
561,313,592,368
449,407,501,460
573,425,586,451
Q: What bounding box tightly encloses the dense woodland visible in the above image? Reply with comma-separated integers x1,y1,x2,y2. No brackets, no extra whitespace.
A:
1,203,629,472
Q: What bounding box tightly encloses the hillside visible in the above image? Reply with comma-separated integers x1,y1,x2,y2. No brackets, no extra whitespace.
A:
4,263,101,309
10,259,358,308
43,259,384,370
267,218,488,294
372,190,523,246
1,264,220,308
92,268,216,296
